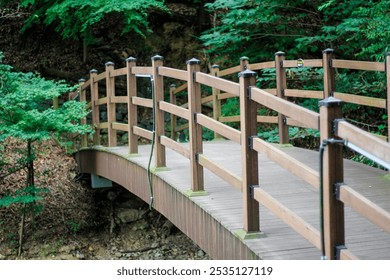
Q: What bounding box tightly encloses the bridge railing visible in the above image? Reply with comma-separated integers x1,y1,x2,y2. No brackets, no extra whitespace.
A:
75,50,390,260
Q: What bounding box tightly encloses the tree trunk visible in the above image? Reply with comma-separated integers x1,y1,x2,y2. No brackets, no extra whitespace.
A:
18,139,34,257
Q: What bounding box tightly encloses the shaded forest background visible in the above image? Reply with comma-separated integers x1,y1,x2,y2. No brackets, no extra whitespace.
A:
0,0,389,259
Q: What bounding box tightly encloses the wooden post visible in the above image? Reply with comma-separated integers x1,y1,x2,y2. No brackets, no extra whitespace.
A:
322,48,335,99
238,69,260,236
53,97,59,110
90,69,100,146
169,84,178,141
151,55,166,168
319,97,345,260
79,78,88,148
240,56,249,70
126,57,138,154
386,52,390,142
187,58,204,193
275,51,289,144
211,64,221,139
105,61,117,147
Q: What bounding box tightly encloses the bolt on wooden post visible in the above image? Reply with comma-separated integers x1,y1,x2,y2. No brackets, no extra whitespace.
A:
151,55,166,168
79,78,88,148
90,69,100,146
211,64,221,139
275,51,289,144
319,97,345,260
169,84,177,141
187,58,204,192
239,68,260,236
105,61,117,147
126,57,138,154
322,48,335,99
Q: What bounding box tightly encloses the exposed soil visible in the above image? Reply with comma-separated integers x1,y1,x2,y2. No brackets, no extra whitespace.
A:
0,139,209,260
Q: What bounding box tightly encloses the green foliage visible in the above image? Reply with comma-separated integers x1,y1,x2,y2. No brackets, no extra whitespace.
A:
0,185,48,207
20,0,168,43
0,51,91,211
201,0,389,62
0,52,91,142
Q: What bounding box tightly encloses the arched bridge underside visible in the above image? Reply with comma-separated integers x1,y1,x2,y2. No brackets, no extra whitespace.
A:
76,141,390,260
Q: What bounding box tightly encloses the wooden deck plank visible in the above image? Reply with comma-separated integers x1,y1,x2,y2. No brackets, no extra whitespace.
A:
77,141,390,260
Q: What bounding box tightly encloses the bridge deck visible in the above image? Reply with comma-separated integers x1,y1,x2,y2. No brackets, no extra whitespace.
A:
77,141,390,260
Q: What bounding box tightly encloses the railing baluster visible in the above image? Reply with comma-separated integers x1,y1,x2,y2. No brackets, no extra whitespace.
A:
187,58,204,193
386,52,390,142
126,57,138,154
275,51,289,144
319,97,345,260
238,68,260,237
90,69,100,146
322,49,335,99
169,84,177,141
211,64,221,139
105,62,117,147
151,55,166,168
79,78,88,148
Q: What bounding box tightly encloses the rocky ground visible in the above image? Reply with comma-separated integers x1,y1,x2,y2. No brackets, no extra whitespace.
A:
0,139,209,260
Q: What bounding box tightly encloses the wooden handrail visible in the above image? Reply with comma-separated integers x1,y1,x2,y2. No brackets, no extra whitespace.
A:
195,72,240,97
252,138,319,189
250,87,320,130
253,187,321,250
337,184,390,235
336,120,390,164
332,59,385,72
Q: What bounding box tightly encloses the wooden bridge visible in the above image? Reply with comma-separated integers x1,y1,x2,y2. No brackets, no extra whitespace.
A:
72,49,390,260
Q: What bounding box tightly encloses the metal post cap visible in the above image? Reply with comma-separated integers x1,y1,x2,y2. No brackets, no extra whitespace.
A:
78,78,86,83
105,61,115,66
319,96,343,107
186,58,201,65
126,57,137,62
275,51,285,56
151,55,164,61
240,56,249,61
170,84,176,88
90,69,98,74
212,64,220,69
322,48,334,54
238,69,257,78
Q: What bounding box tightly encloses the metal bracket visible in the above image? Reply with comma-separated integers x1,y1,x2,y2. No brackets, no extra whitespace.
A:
246,86,252,99
333,182,346,200
249,185,259,199
283,116,287,125
332,118,344,136
193,71,196,82
193,112,198,124
195,153,199,163
281,89,285,97
329,59,333,68
248,136,256,150
335,245,347,260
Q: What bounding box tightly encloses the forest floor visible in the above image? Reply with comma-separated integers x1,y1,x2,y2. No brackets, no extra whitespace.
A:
0,139,209,260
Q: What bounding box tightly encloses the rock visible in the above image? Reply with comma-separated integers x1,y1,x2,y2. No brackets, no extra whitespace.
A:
197,250,205,257
116,208,145,224
75,251,85,260
0,254,5,260
114,252,123,258
59,245,76,253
